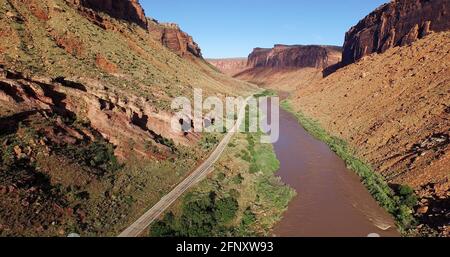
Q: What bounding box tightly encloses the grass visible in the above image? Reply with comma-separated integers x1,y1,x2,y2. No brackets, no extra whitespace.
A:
254,89,277,98
281,100,417,233
149,92,295,237
0,111,209,236
149,131,295,237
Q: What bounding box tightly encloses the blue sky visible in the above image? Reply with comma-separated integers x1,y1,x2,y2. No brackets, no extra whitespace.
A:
140,0,388,58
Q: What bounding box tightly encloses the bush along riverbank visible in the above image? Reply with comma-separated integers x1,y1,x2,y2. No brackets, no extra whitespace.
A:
281,100,417,234
149,97,295,237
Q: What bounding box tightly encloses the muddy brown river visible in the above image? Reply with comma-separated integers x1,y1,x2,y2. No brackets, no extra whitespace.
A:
269,107,400,237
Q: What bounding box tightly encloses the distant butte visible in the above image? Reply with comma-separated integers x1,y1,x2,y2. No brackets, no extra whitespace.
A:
247,45,342,70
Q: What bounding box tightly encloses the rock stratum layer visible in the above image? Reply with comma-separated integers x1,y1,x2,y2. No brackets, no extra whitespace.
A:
247,45,342,70
66,0,202,58
67,0,148,29
342,0,450,65
221,45,341,93
207,58,248,76
149,21,202,58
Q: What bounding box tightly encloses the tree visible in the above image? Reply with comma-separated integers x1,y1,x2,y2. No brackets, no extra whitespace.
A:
214,197,239,224
398,185,417,208
150,212,176,237
179,195,216,236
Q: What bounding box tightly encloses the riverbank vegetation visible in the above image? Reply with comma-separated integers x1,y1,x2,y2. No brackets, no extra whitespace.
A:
150,99,295,236
254,89,277,98
280,100,417,233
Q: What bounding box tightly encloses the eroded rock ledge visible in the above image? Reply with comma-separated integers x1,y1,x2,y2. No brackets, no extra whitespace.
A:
66,0,148,29
149,21,202,58
342,0,450,65
0,67,200,160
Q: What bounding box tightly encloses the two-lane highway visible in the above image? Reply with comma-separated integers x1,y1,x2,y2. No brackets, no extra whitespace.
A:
118,97,250,237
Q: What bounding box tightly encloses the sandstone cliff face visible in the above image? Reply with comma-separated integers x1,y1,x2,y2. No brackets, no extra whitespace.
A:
66,0,202,58
247,45,342,69
0,68,198,160
342,0,450,65
67,0,148,29
207,58,248,76
149,21,202,58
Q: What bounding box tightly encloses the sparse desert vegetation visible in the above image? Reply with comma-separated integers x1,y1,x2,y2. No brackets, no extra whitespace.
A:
150,126,295,237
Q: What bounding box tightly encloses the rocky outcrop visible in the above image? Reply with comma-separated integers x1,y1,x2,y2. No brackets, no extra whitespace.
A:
64,1,202,58
149,21,202,58
342,0,450,65
207,58,249,76
66,0,148,29
247,45,342,69
0,67,199,160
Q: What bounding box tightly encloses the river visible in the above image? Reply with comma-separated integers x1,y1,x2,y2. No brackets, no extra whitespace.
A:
268,106,400,237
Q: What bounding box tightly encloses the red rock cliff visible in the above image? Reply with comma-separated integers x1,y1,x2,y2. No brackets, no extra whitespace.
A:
67,0,148,29
207,58,248,76
247,45,342,69
149,22,202,58
342,0,450,65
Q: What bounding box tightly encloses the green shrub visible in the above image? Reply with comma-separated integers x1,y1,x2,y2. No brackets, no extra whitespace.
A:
249,163,259,174
199,134,219,150
214,196,239,224
61,140,122,175
254,90,277,98
241,208,256,226
155,135,176,151
240,150,252,162
151,212,176,237
150,192,239,237
216,172,226,181
398,185,418,209
232,174,244,185
179,194,216,237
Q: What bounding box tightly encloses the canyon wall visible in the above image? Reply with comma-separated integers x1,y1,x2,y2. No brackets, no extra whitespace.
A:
67,0,148,29
148,21,202,58
65,1,202,58
247,45,342,70
342,0,450,65
208,45,342,78
207,58,248,76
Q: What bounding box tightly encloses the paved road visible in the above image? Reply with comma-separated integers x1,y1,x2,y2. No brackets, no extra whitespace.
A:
118,97,250,237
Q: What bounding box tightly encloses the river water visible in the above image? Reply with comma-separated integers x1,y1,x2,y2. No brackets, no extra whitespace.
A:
269,107,399,237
